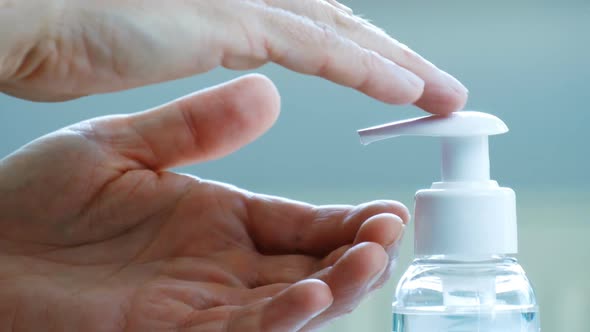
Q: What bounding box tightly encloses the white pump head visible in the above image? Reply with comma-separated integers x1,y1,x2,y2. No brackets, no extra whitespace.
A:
358,111,517,256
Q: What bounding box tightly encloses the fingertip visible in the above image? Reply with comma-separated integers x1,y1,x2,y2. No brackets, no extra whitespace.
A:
314,242,389,298
361,200,411,224
261,279,333,330
343,242,389,280
355,213,405,247
415,71,468,115
387,200,411,224
189,73,281,160
124,74,284,169
366,241,390,268
231,73,281,125
292,279,334,313
301,243,389,329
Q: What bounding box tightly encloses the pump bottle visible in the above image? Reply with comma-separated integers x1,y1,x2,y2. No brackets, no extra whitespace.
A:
358,111,540,331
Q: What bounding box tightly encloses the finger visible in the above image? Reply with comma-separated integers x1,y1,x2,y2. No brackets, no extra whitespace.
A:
323,0,353,14
254,254,319,286
320,244,352,267
188,279,333,331
253,244,354,286
257,6,424,105
231,283,292,304
144,279,292,310
253,213,405,286
127,281,291,331
364,214,406,260
353,213,405,249
139,279,290,313
246,196,410,256
265,0,467,114
304,242,388,330
354,214,406,290
90,74,280,170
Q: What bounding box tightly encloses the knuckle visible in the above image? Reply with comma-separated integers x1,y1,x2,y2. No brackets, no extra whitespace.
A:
220,4,270,69
315,21,341,47
314,54,334,77
353,49,379,90
0,39,56,83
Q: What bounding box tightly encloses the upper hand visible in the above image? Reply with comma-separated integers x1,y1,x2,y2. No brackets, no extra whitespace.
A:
0,0,466,114
0,75,408,331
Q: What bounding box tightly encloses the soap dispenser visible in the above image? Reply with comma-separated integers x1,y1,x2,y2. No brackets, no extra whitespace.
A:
358,111,540,331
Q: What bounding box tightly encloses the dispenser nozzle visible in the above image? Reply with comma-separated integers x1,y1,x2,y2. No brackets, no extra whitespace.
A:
357,111,517,256
358,111,508,144
358,111,508,183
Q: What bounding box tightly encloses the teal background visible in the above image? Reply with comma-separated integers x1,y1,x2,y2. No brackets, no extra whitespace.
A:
1,0,588,331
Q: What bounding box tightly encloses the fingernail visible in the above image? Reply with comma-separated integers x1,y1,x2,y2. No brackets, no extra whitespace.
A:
307,296,333,322
441,71,468,96
385,218,406,247
403,68,426,90
390,224,405,260
368,256,389,288
394,223,405,243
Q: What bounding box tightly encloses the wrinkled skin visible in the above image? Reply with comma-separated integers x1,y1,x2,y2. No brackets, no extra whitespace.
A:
0,75,408,331
0,0,466,113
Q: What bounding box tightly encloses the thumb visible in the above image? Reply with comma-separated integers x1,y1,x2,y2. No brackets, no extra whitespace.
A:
105,74,280,170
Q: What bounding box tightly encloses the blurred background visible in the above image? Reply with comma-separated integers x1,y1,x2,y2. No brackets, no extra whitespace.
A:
1,0,588,331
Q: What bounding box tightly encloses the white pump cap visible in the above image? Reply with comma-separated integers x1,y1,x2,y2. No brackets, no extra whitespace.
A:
358,111,517,256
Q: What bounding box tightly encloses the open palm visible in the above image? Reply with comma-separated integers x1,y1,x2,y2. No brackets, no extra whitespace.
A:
0,75,407,331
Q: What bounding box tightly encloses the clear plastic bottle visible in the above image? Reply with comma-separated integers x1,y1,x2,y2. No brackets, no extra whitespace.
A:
392,255,540,332
357,112,541,332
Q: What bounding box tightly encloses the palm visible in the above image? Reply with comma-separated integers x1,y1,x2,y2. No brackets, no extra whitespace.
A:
0,75,407,331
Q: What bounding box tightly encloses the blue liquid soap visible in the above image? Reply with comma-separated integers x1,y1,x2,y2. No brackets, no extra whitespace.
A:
392,256,540,332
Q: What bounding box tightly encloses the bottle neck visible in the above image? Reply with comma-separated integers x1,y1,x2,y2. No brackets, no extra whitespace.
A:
414,254,515,264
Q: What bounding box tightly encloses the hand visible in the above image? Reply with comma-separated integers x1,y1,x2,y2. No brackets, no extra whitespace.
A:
0,0,466,114
0,75,408,331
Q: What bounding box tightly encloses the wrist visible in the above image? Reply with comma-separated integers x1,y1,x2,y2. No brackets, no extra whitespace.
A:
0,254,58,331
